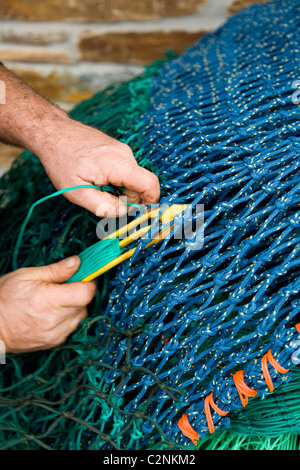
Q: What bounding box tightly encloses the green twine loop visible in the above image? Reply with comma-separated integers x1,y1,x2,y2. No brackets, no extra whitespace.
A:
13,184,142,271
66,237,123,283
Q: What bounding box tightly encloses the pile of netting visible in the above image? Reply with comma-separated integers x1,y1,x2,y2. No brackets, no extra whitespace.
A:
0,0,300,450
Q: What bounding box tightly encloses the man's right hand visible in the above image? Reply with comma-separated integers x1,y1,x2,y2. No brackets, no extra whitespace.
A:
0,256,96,353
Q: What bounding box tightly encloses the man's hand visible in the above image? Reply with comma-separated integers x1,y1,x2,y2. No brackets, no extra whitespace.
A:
0,65,160,217
0,65,160,353
0,256,96,353
37,119,160,217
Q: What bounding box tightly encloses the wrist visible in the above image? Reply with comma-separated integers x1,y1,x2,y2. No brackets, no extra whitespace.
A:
26,105,70,159
0,65,70,155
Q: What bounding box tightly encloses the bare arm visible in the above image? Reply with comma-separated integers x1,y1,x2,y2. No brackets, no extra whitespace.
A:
0,64,160,216
0,65,68,151
0,65,160,353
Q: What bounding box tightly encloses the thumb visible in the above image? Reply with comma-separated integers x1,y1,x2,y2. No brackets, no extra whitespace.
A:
26,256,81,284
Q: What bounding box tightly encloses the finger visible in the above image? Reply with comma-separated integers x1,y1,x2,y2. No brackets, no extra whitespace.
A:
107,163,160,205
66,187,129,217
123,189,142,205
54,281,97,308
26,256,81,284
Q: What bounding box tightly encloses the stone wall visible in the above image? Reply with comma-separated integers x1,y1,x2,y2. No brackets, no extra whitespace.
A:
0,0,271,173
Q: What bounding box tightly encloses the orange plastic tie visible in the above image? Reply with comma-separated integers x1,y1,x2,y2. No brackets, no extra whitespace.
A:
231,369,258,407
178,413,199,446
177,334,297,444
204,391,228,434
261,349,289,392
296,323,300,334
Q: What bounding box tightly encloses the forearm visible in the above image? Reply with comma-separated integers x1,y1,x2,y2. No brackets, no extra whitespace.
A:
0,64,69,156
0,65,160,215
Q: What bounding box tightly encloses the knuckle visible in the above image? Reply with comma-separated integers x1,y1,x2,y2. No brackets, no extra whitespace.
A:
118,142,135,158
70,309,87,330
77,308,88,323
149,172,159,186
153,173,160,185
143,172,159,192
117,141,130,151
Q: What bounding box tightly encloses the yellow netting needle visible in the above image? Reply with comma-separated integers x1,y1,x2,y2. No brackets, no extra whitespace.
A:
81,204,187,282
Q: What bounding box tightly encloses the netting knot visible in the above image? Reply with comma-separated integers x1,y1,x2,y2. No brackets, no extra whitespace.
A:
274,198,288,211
289,213,300,227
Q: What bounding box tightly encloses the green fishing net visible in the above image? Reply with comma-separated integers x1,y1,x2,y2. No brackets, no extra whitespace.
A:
0,58,176,451
0,0,300,450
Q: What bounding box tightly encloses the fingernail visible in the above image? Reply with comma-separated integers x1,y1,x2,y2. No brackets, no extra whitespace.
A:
63,256,79,268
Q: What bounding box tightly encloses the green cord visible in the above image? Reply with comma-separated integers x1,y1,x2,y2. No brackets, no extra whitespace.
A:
12,184,142,271
66,237,123,283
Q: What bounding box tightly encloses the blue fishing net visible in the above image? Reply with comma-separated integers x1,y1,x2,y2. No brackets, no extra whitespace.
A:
97,0,300,446
0,0,299,450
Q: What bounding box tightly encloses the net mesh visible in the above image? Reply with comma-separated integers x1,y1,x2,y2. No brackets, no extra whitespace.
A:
0,0,299,450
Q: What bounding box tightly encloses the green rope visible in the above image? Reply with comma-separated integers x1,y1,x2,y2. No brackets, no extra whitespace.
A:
66,238,123,283
12,184,142,273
